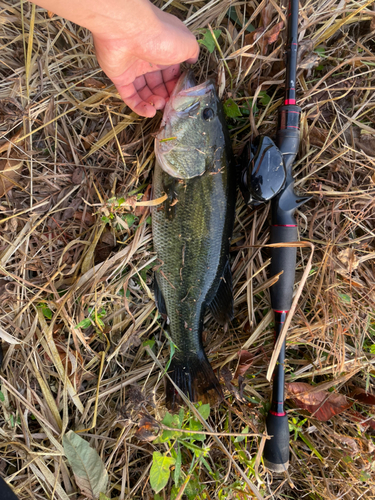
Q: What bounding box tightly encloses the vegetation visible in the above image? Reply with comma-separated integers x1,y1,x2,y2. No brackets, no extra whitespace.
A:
1,0,375,498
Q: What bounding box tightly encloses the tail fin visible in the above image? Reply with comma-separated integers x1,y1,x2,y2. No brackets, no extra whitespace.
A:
166,354,223,410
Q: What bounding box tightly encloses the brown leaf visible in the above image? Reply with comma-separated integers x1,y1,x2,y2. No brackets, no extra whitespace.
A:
260,2,274,30
337,248,360,272
135,416,159,442
134,184,152,216
234,350,253,379
347,410,375,431
286,382,352,421
56,344,83,388
74,211,96,226
82,78,105,89
72,167,84,185
351,388,375,406
264,21,284,45
0,151,23,197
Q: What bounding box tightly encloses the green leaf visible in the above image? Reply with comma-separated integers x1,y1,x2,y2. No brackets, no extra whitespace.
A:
178,408,185,427
41,305,53,320
158,412,182,442
150,451,176,493
162,412,174,427
315,46,326,56
0,391,4,402
178,439,209,457
198,29,221,53
123,213,137,228
76,318,92,329
258,91,271,106
99,494,111,500
146,215,152,225
234,426,249,442
143,339,155,350
63,430,108,499
197,403,210,420
174,446,182,486
171,485,179,500
360,470,371,482
223,98,242,118
338,293,351,304
187,418,205,442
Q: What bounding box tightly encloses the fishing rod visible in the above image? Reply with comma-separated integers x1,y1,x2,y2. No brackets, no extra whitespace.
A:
239,0,310,472
262,0,310,472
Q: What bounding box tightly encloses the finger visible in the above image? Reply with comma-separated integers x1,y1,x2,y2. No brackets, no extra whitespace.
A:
144,72,169,98
115,82,157,118
134,75,166,109
137,84,166,109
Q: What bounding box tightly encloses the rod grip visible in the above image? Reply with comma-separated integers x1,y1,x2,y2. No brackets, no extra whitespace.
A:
270,225,298,311
263,412,290,472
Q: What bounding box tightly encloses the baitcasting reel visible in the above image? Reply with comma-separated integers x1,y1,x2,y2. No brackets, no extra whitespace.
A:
239,135,286,205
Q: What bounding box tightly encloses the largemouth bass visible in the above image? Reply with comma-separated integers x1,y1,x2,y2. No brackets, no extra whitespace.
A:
152,71,236,408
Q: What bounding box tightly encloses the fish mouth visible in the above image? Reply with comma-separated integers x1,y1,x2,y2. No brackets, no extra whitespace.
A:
171,70,197,97
168,71,215,113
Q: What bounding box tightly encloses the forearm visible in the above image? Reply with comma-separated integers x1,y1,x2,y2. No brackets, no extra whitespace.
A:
30,0,160,39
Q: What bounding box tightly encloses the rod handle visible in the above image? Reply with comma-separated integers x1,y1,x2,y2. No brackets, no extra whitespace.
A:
270,225,298,311
263,412,290,472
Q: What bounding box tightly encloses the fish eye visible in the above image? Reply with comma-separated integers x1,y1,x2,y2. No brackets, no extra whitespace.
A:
202,107,214,121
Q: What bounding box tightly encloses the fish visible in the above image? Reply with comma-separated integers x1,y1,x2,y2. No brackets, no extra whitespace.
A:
152,71,236,408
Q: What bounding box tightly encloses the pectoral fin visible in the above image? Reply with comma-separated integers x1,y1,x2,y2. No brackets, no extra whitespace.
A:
208,258,234,325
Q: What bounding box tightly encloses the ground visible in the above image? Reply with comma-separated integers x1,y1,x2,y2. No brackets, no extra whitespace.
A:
1,0,375,499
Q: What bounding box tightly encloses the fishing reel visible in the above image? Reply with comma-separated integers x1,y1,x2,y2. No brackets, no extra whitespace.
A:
239,135,286,206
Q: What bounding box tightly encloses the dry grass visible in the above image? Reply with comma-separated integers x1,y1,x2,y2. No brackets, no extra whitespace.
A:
1,0,375,498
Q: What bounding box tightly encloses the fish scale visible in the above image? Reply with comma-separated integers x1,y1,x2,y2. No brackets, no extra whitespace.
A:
152,71,236,408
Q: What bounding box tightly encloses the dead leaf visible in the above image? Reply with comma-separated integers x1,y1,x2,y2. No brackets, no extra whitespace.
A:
351,388,375,406
337,248,360,272
74,211,96,226
264,21,284,45
135,416,159,442
334,434,359,454
299,53,320,70
72,167,84,185
0,151,23,197
234,350,253,379
46,344,84,388
260,2,274,31
286,382,352,421
348,410,375,431
82,78,105,89
134,184,152,216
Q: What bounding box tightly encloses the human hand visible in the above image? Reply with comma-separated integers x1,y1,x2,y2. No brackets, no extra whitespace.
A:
92,8,199,117
31,0,199,118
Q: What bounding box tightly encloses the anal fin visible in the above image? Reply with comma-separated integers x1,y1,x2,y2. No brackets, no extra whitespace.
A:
208,258,233,325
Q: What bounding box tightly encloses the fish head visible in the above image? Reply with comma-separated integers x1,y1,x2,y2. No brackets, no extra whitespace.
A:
155,71,224,180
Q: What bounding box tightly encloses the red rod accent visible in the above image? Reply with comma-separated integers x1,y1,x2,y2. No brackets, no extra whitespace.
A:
284,99,296,105
272,224,297,227
270,411,286,417
274,309,289,314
